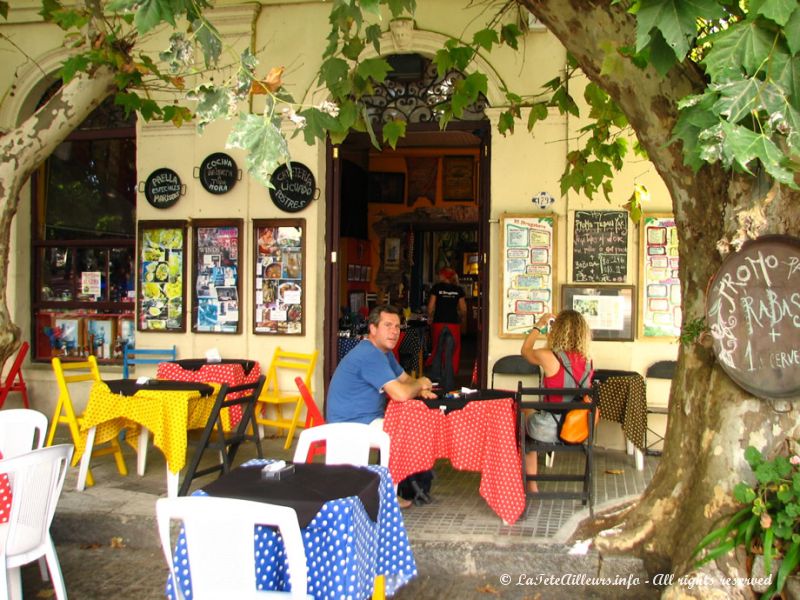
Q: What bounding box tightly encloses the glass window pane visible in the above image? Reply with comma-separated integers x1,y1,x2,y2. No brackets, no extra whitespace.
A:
39,247,74,301
110,248,135,303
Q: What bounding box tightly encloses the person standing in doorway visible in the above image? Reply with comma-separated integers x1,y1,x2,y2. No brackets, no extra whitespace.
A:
426,267,466,385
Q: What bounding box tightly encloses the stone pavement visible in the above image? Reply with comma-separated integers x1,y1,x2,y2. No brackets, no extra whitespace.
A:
19,434,662,599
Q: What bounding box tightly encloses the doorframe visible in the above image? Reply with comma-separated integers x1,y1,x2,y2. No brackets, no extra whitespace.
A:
323,120,492,399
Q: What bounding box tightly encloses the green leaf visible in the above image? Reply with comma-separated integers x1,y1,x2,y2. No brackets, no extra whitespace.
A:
550,86,580,117
636,0,725,60
0,1,8,19
341,36,366,61
785,8,800,54
365,23,383,54
59,54,90,84
498,110,515,136
356,57,392,83
745,446,764,468
386,0,415,18
710,78,762,123
382,119,407,149
527,102,549,131
359,0,381,17
500,23,521,50
473,28,499,52
434,48,454,77
721,120,797,187
227,113,291,189
753,0,798,26
319,57,351,98
298,107,337,146
772,53,800,112
776,540,800,593
703,23,776,79
132,0,177,34
764,526,775,574
192,19,222,68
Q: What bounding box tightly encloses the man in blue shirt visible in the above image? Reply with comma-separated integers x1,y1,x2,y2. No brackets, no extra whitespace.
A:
327,304,436,424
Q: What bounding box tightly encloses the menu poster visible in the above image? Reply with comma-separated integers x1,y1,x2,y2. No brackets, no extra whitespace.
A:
137,220,187,332
500,214,557,338
640,214,681,338
253,218,305,335
572,210,628,282
193,219,243,334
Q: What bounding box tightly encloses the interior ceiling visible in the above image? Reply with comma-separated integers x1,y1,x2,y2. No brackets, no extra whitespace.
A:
342,129,482,151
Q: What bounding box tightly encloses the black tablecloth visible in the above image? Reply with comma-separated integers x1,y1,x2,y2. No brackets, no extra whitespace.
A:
421,389,514,414
201,463,380,528
104,379,215,397
169,358,258,376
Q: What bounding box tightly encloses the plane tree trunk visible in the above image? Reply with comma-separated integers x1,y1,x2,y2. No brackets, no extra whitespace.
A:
524,0,800,594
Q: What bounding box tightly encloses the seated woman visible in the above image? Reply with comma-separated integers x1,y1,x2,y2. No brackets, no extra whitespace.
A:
520,309,593,492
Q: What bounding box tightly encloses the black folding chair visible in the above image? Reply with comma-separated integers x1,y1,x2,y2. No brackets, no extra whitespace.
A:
491,355,540,389
516,381,600,516
645,360,676,456
179,375,266,496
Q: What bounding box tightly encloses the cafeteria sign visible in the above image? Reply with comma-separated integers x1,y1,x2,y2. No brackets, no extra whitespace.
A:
142,168,184,209
269,162,316,213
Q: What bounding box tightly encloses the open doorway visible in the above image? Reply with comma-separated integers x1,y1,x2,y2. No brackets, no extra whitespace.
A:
323,123,490,393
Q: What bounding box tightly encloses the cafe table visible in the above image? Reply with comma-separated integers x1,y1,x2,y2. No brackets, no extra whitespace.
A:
76,379,217,497
0,451,9,523
166,460,417,599
383,390,526,525
156,358,261,429
594,369,648,470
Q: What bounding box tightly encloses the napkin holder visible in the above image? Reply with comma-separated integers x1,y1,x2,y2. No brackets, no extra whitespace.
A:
260,461,295,481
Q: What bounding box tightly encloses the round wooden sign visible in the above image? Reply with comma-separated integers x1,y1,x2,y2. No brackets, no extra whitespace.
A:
269,162,316,213
199,152,238,195
706,235,800,399
144,168,183,209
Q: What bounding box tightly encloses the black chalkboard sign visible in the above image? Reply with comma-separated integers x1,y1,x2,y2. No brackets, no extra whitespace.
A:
269,162,316,213
143,168,184,209
572,210,628,282
198,152,239,195
706,235,800,400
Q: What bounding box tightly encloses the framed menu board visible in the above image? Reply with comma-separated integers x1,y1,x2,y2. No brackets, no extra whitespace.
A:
192,219,242,334
137,220,187,332
253,219,305,335
500,214,557,338
572,210,628,282
639,214,681,338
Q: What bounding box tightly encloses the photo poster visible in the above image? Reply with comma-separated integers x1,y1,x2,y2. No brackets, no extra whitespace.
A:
562,285,635,341
500,214,557,338
640,214,681,338
193,220,243,334
86,319,114,359
253,219,305,335
137,221,187,332
572,210,629,282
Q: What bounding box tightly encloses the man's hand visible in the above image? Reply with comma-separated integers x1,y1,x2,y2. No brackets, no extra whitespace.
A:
419,389,438,400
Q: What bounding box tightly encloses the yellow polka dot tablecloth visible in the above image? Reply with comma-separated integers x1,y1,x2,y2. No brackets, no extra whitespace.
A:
383,396,525,525
77,381,219,474
597,374,647,451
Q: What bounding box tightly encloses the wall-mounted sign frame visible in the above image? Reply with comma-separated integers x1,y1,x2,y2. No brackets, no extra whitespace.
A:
499,213,557,338
561,284,635,341
706,235,800,399
137,220,187,332
192,219,243,334
196,152,240,195
268,162,317,212
442,155,475,201
140,168,185,209
253,219,305,335
639,213,681,338
572,210,628,282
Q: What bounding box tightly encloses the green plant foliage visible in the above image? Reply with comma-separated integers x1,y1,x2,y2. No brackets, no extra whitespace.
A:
679,316,708,346
227,113,290,189
694,442,800,599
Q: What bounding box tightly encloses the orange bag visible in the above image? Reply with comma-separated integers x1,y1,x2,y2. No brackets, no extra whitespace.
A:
557,394,599,444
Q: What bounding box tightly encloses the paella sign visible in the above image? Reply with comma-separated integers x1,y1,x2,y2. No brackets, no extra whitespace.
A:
706,235,800,399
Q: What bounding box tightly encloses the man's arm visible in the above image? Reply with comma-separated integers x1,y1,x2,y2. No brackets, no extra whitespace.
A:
384,373,436,401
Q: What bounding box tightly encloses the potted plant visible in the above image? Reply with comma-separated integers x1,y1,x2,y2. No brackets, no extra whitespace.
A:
693,441,800,599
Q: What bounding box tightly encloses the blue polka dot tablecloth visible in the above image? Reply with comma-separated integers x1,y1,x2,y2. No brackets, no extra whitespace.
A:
165,460,417,599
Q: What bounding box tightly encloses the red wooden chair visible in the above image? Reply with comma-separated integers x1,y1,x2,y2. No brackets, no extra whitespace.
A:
0,341,29,409
294,376,326,462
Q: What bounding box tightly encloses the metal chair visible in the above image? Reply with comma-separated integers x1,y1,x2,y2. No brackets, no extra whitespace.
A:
490,355,540,389
0,444,73,600
0,341,30,409
156,496,310,599
255,348,318,448
645,360,676,456
516,382,600,516
179,376,267,496
292,422,390,468
122,344,177,378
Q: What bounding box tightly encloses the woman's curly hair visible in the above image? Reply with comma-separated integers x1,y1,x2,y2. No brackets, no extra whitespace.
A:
547,309,591,358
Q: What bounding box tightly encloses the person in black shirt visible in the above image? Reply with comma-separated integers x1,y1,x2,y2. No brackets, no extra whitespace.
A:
426,267,466,384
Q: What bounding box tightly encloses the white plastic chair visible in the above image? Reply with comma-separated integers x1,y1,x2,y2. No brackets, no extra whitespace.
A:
292,422,390,467
0,409,47,457
0,444,73,600
156,496,310,599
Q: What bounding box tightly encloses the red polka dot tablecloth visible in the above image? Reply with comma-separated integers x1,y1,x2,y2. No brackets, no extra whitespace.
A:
157,360,261,429
383,397,526,525
0,450,10,523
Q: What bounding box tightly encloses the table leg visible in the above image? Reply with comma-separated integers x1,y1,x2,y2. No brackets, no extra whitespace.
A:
77,427,96,491
372,574,386,600
137,427,150,476
166,468,179,498
634,448,644,471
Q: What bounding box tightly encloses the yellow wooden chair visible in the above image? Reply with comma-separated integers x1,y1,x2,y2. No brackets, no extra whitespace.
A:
47,356,128,487
255,348,318,449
